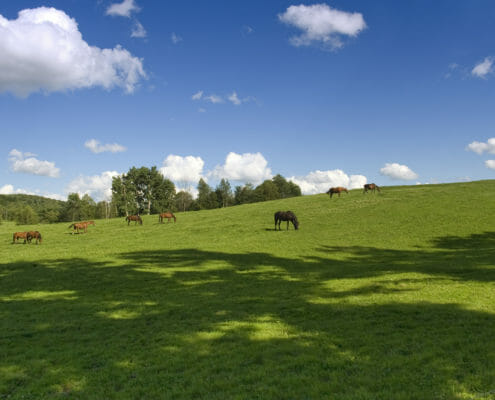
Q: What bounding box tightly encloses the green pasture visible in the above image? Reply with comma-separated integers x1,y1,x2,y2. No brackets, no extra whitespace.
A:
1,181,495,399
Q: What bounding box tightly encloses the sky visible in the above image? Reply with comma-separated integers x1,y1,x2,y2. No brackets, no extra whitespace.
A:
1,0,495,201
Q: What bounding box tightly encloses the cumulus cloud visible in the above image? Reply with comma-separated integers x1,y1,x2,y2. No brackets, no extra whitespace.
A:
160,155,205,184
131,20,147,38
278,3,366,49
66,171,120,201
472,57,493,78
0,7,146,97
288,169,366,195
8,149,60,177
466,138,495,154
85,139,126,154
211,152,272,184
380,163,418,180
485,160,495,169
106,0,140,18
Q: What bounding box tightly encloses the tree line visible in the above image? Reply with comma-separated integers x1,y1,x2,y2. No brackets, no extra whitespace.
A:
0,166,301,224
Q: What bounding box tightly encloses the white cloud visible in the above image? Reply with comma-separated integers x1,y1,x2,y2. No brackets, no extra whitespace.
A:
485,160,495,169
278,3,366,49
0,7,146,97
380,163,418,180
198,107,206,113
106,0,140,18
66,171,120,201
171,32,183,44
211,152,272,184
131,20,147,38
204,94,224,104
472,57,493,78
160,155,205,184
9,149,60,177
288,169,366,195
466,138,495,154
0,184,64,200
84,139,127,154
192,90,203,100
228,91,242,105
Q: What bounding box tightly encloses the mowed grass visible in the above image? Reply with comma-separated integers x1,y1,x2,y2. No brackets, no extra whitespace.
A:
1,180,495,399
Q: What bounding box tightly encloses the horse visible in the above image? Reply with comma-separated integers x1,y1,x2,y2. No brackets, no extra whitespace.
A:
68,221,95,234
326,187,348,198
274,211,299,230
363,183,380,193
159,212,176,223
126,215,143,225
27,231,42,244
12,232,29,244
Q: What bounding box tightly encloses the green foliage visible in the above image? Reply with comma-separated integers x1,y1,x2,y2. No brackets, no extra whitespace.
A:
111,167,176,216
254,179,280,201
14,205,39,225
215,178,233,208
0,194,64,223
174,191,194,212
234,183,256,204
196,178,218,209
2,180,495,399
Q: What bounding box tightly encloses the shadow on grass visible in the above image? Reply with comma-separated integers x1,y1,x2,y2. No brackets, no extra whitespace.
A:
1,232,495,399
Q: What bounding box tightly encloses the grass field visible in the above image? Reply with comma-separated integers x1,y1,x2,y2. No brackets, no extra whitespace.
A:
1,180,495,399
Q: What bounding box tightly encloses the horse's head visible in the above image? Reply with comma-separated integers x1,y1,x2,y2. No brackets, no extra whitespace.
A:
293,217,299,230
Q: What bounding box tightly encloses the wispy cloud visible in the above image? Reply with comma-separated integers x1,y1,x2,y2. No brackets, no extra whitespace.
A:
191,90,203,100
85,139,126,154
472,57,493,78
106,0,140,18
131,20,147,38
171,32,183,44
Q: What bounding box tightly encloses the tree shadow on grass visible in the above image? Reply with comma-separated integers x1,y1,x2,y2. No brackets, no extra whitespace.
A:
1,232,495,399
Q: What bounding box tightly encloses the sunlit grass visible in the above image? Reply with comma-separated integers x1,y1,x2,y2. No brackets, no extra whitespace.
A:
1,180,495,399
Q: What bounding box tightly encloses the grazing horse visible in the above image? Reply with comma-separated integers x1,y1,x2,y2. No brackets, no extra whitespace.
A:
274,211,299,230
326,187,349,198
126,215,143,225
68,221,95,234
12,232,29,244
363,183,380,193
27,231,42,244
159,212,176,223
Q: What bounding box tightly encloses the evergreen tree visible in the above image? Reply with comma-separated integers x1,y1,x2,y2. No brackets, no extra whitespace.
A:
216,179,233,208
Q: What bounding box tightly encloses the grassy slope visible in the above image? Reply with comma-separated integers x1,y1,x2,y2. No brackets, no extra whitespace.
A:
1,181,494,399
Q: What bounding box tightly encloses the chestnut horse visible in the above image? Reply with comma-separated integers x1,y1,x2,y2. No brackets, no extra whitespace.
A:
326,187,348,198
363,183,380,193
274,211,299,230
27,231,42,244
159,212,176,223
126,215,143,225
68,220,95,234
12,232,29,244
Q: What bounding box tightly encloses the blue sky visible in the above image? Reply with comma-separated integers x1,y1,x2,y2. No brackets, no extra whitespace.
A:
1,0,495,200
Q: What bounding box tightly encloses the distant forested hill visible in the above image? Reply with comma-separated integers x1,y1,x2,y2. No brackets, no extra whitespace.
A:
0,194,65,223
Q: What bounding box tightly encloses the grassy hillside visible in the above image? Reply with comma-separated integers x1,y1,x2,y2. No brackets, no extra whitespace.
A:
1,180,495,399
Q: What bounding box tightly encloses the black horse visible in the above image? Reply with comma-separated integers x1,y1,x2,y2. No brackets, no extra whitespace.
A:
363,183,380,193
274,211,299,230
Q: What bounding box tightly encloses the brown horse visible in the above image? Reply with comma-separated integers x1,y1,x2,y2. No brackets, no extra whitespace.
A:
159,212,176,223
68,221,95,234
326,187,349,198
27,231,42,244
274,211,299,230
12,232,29,244
126,215,143,225
363,183,380,193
